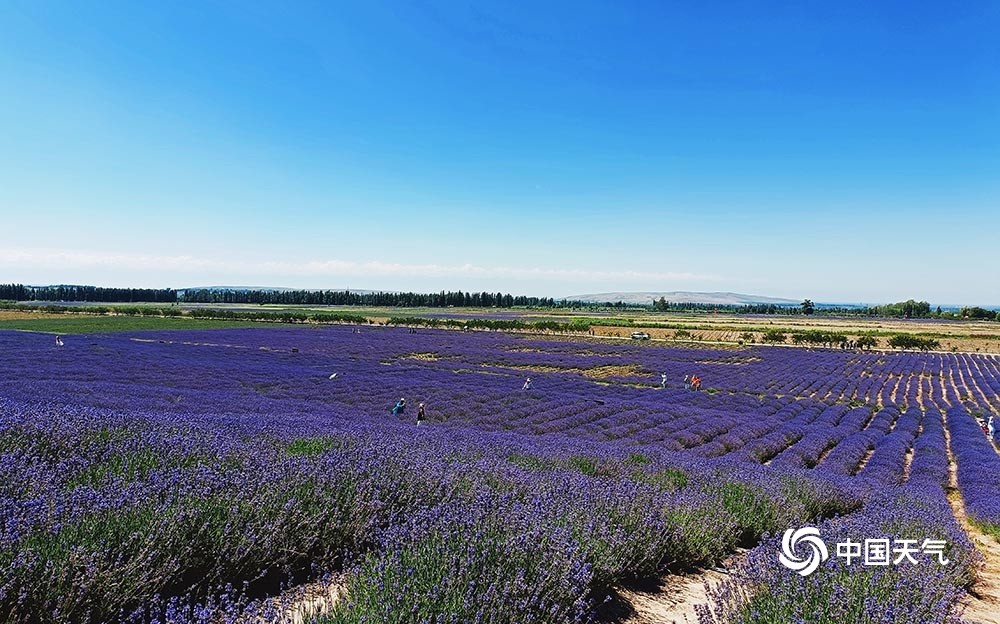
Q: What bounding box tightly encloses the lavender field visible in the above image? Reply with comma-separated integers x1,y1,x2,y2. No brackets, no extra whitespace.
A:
2,325,1000,623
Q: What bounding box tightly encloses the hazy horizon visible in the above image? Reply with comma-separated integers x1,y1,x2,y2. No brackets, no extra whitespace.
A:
9,281,1000,309
3,2,998,302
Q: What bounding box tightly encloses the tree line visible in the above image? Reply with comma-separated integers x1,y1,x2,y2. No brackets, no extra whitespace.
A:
179,288,562,308
652,298,801,314
0,284,176,303
758,330,939,351
653,296,964,318
808,299,997,321
2,283,997,321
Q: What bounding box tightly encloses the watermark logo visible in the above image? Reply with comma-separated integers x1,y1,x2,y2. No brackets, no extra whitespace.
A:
779,527,951,576
779,527,829,576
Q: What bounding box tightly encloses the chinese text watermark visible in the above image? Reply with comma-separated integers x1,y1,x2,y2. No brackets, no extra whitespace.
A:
779,527,949,577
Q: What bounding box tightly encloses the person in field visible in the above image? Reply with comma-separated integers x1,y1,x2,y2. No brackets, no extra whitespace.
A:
416,402,426,426
660,373,667,388
989,416,995,439
683,374,691,390
391,398,406,416
691,375,702,391
522,377,532,390
55,335,64,347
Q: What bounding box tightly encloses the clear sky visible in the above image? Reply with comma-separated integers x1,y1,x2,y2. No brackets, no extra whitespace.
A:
2,1,998,304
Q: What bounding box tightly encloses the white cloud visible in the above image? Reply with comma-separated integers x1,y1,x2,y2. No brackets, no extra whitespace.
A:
0,247,721,284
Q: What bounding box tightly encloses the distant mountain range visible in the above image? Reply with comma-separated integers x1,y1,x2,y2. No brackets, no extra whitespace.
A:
563,291,800,306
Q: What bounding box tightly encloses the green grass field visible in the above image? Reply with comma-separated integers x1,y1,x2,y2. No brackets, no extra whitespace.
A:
0,315,262,334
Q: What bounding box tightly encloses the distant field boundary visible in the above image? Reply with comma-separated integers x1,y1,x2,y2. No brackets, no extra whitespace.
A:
2,302,999,355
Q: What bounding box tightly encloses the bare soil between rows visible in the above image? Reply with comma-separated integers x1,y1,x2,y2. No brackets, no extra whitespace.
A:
942,415,1000,624
596,552,747,624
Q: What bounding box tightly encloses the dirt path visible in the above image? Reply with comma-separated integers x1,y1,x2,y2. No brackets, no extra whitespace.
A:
942,416,1000,624
901,448,914,483
617,572,721,624
600,552,746,624
852,448,875,475
271,560,740,624
248,578,344,624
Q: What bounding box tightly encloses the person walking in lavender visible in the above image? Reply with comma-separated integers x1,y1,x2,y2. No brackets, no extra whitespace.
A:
660,373,667,388
416,402,426,426
989,415,995,440
683,374,691,390
55,335,64,347
391,398,406,416
522,377,533,391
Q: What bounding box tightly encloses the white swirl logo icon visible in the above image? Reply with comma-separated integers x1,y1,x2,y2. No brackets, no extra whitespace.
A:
779,527,829,576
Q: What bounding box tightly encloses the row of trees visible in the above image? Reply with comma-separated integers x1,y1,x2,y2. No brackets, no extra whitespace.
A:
179,288,562,308
760,329,879,350
803,299,999,321
799,299,935,318
958,306,998,320
4,301,372,325
651,297,986,320
887,335,941,351
2,283,996,321
385,316,591,333
653,297,800,315
867,299,932,318
801,298,936,318
1,300,586,333
0,284,176,303
758,329,942,351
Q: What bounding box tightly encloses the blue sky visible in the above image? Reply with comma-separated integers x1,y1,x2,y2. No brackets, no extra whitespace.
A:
1,1,997,303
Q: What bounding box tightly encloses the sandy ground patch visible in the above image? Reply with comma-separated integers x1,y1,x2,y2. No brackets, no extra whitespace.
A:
401,351,456,361
599,552,746,624
246,578,345,624
483,362,651,379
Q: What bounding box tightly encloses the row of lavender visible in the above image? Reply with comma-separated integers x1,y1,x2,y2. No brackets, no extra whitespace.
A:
0,397,859,624
947,405,1000,537
696,406,980,623
2,326,996,421
417,335,1000,414
1,326,992,500
699,487,977,623
3,327,996,457
1,395,977,624
0,326,991,522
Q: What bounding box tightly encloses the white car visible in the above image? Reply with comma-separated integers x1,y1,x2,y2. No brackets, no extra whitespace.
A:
630,332,651,340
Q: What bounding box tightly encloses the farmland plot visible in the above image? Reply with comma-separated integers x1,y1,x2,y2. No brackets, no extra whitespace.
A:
0,326,998,623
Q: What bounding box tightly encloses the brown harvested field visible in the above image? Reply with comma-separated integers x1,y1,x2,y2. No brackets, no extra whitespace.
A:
0,310,50,321
481,362,651,379
588,313,1000,354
